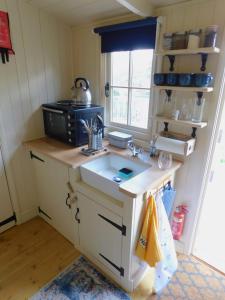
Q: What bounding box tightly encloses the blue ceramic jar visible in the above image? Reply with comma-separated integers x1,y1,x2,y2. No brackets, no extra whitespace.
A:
194,73,214,87
178,73,194,86
154,73,166,85
166,73,178,86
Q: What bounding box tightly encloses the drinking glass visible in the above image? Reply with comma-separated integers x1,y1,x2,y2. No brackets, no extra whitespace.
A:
158,151,173,170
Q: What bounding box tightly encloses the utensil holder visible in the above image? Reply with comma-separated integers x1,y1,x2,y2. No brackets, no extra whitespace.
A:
88,131,103,150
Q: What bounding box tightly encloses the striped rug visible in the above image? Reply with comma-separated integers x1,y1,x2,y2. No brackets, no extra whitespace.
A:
153,254,225,300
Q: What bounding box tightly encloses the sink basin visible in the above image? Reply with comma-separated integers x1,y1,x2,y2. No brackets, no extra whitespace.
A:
80,153,151,200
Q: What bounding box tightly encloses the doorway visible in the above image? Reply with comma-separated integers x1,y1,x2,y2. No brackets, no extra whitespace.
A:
193,98,225,274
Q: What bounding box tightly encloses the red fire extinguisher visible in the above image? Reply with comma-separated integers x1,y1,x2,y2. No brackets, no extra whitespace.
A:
171,204,188,240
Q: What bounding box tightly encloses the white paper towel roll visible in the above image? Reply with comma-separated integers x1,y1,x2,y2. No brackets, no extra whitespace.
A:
155,136,188,156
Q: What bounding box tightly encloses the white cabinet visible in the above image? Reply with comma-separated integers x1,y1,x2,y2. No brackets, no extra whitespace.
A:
77,192,124,277
0,147,15,232
31,151,75,243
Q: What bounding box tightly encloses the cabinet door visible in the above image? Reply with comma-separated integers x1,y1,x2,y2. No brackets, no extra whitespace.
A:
77,192,124,277
31,151,74,243
0,147,14,232
31,151,55,223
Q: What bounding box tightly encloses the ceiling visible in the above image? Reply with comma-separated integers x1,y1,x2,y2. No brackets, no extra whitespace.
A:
149,0,190,7
27,0,129,26
27,0,191,26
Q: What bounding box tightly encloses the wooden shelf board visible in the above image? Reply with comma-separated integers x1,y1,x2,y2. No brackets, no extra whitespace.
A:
156,47,220,56
155,115,207,128
154,85,213,92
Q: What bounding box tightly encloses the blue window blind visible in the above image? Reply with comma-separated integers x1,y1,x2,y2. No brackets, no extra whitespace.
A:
94,17,157,53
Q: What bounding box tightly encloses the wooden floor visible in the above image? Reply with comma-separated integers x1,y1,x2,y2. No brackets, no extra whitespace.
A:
0,217,153,300
0,217,80,300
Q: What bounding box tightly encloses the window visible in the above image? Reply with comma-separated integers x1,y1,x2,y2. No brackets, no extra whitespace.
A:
107,49,154,132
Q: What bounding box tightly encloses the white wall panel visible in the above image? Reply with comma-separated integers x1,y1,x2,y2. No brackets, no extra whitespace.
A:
155,0,225,253
0,0,73,222
71,0,225,254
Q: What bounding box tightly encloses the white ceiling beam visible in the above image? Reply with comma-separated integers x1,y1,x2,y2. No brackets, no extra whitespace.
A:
115,0,153,17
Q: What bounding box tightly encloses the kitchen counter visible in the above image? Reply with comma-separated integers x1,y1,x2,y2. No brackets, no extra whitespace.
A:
24,137,182,197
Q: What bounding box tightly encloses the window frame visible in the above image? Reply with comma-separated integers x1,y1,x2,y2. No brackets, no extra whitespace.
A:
105,50,155,141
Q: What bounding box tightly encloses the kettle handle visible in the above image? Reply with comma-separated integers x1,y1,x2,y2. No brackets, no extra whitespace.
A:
74,78,89,91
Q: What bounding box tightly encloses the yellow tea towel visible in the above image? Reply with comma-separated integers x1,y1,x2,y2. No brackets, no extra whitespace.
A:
136,194,163,267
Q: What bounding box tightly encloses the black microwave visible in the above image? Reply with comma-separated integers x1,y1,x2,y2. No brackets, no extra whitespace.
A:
42,101,104,147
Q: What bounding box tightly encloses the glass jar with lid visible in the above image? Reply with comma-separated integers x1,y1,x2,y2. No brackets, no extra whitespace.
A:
204,25,218,47
172,31,188,50
188,29,201,49
163,33,173,50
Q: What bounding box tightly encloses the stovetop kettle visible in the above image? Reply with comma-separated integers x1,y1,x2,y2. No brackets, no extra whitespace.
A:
72,77,92,107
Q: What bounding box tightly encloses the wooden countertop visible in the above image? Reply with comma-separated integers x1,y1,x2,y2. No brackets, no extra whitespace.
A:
24,137,182,197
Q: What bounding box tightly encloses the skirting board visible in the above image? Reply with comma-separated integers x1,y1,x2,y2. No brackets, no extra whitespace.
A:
175,239,185,254
0,220,15,233
19,207,38,224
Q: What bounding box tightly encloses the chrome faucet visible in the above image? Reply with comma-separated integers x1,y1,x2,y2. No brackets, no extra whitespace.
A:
127,141,142,157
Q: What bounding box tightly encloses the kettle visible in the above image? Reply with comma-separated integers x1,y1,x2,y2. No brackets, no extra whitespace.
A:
73,77,92,107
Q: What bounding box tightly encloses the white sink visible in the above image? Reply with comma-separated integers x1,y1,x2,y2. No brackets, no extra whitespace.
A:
80,153,151,199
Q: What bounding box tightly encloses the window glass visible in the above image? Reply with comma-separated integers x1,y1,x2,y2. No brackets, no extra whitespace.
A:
111,88,128,124
130,89,150,128
109,49,153,130
131,49,153,88
111,51,129,87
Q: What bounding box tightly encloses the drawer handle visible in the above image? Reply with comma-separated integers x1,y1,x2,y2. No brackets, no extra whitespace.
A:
65,193,71,209
75,208,80,223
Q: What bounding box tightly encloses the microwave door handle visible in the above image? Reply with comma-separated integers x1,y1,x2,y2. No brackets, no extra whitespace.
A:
42,107,64,114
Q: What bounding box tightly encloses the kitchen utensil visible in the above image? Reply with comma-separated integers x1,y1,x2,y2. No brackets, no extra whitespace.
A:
72,77,92,107
80,119,91,135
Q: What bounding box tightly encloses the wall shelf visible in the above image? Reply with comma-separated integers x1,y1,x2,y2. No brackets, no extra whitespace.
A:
155,115,208,129
156,47,220,56
154,85,213,93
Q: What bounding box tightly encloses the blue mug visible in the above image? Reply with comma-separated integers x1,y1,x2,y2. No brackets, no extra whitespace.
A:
154,73,166,85
194,73,214,87
179,73,194,86
166,73,178,86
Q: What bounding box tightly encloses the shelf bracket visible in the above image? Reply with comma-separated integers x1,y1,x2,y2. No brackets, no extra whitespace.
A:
164,122,169,132
192,127,197,138
167,55,175,72
165,89,172,101
200,53,208,71
197,91,203,100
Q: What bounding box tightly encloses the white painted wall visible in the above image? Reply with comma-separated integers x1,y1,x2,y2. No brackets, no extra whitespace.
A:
72,0,225,253
72,14,138,105
155,0,225,253
0,0,73,223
